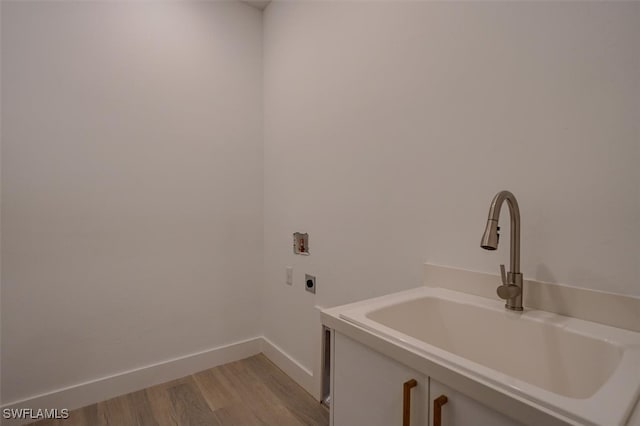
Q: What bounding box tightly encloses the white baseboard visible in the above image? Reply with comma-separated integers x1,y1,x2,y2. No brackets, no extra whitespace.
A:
1,337,263,425
260,336,316,398
0,336,318,426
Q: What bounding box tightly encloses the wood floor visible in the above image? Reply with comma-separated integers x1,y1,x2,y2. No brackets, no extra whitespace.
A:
32,354,329,426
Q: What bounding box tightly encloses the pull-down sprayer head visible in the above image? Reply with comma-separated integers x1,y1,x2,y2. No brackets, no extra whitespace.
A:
481,220,499,251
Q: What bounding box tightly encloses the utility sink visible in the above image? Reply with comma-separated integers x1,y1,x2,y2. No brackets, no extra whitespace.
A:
336,287,640,426
367,295,619,399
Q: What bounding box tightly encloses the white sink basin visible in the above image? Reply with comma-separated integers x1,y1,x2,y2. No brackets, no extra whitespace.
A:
367,295,620,399
338,287,640,426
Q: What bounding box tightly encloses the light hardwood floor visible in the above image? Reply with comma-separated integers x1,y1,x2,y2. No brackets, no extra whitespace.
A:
32,354,329,426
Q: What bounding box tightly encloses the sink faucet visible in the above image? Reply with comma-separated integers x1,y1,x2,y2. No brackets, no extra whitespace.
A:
480,190,523,311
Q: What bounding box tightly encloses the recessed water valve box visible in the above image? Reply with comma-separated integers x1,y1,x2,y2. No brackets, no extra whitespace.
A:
293,232,309,255
305,274,316,294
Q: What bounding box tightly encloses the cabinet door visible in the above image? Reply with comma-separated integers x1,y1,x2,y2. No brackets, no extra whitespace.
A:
332,332,428,426
428,379,523,426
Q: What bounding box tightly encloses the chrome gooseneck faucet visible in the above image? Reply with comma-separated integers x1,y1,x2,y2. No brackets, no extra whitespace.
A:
480,190,523,311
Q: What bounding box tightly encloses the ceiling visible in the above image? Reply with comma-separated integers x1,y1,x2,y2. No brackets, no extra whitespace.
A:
242,0,271,11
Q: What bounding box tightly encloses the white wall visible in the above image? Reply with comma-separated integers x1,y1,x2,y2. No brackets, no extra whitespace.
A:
1,0,638,407
263,1,640,383
1,1,263,404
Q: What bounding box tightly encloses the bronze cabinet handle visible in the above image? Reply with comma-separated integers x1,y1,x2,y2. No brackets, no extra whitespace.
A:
402,379,417,426
433,395,448,426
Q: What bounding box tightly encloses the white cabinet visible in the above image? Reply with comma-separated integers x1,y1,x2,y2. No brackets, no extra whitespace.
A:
332,331,522,426
429,379,523,426
332,332,428,426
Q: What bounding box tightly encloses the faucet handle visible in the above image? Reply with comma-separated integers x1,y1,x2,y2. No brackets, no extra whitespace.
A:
497,284,521,300
499,264,507,285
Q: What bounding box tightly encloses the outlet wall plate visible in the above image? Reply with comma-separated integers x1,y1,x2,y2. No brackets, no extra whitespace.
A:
305,274,316,294
286,267,293,286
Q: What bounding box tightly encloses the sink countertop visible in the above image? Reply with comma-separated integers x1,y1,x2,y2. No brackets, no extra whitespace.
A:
321,286,640,426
